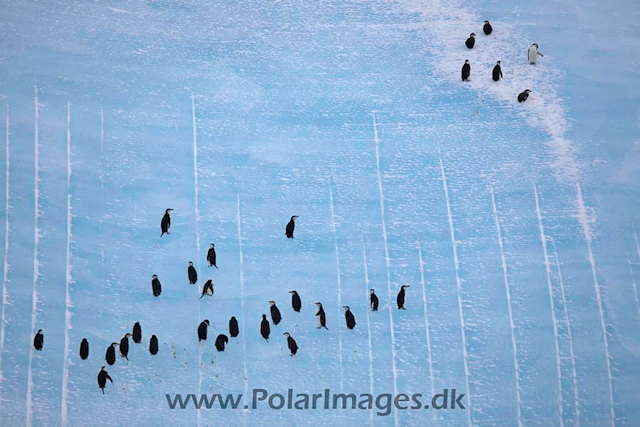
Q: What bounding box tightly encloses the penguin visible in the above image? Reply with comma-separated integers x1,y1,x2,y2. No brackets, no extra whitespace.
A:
229,316,239,338
151,274,162,297
518,89,531,102
283,332,298,356
188,262,197,285
207,243,218,269
344,306,356,330
483,20,492,35
269,301,282,325
397,285,410,310
214,334,229,352
79,338,89,360
260,314,270,342
289,290,301,312
198,320,210,342
97,366,113,394
315,302,328,330
465,33,476,49
199,279,214,299
33,329,44,351
461,60,471,81
492,61,503,82
369,289,379,311
119,333,132,361
149,335,158,355
160,208,173,236
285,215,298,239
132,322,142,344
528,43,544,64
105,343,118,366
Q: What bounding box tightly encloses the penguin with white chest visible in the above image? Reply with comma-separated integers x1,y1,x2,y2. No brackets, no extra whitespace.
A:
465,33,476,49
199,279,214,299
528,43,544,64
283,332,298,356
518,89,531,102
483,20,492,35
369,289,379,311
397,285,410,310
160,208,173,236
315,302,328,330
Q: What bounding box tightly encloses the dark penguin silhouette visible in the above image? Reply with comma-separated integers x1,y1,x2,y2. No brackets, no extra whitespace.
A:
97,366,113,394
79,338,89,360
492,61,503,81
518,89,531,102
188,262,197,285
151,274,162,297
369,289,379,311
229,316,239,338
149,335,158,355
285,215,298,239
344,306,356,330
199,279,214,299
315,302,328,330
289,290,301,312
461,60,470,81
198,319,210,342
132,322,142,344
283,332,298,356
105,343,118,366
160,208,173,236
260,314,270,342
269,301,282,325
465,33,476,49
397,285,410,310
33,329,44,351
207,243,218,269
214,334,229,352
119,333,132,361
483,20,492,35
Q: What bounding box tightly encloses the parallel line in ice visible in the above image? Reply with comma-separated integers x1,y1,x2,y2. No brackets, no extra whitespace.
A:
361,237,375,427
627,254,640,322
0,105,10,384
417,243,436,424
237,195,249,426
328,184,344,393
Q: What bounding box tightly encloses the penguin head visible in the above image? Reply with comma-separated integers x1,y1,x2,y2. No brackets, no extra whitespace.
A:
269,301,276,306
289,290,297,295
484,20,490,24
369,289,375,294
401,285,410,289
82,338,87,342
532,43,538,48
204,319,210,326
343,306,350,311
124,333,132,338
210,243,215,248
111,342,119,347
101,366,106,370
291,215,299,221
188,261,193,266
37,329,42,333
262,314,267,319
470,33,476,37
464,59,469,64
496,60,501,65
283,332,290,337
525,89,531,93
165,208,173,213
315,302,322,307
152,274,158,279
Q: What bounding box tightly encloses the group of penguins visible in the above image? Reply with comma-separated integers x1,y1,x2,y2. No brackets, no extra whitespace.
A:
461,20,544,103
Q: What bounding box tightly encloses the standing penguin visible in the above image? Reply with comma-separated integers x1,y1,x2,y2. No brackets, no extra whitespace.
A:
397,285,410,310
528,43,544,64
79,338,89,360
151,274,162,297
465,33,476,49
105,343,118,366
518,89,531,102
119,333,132,361
160,208,173,236
269,301,282,325
315,302,328,330
483,20,493,35
283,332,298,356
343,306,356,330
149,335,158,355
198,319,210,342
289,290,301,312
132,322,142,344
492,61,503,81
214,334,229,352
188,262,197,285
285,215,298,239
207,243,218,269
97,367,113,394
461,60,471,81
229,316,239,338
369,289,379,311
260,314,270,342
33,329,44,351
199,279,214,299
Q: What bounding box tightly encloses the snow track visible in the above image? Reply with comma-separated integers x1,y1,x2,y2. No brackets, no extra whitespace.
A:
360,238,374,427
0,105,9,384
236,195,249,426
328,184,344,393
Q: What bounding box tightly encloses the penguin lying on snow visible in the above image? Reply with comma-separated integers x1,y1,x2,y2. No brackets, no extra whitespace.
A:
518,89,531,102
215,334,229,352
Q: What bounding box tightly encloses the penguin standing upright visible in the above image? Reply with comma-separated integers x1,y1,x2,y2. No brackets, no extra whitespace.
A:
160,208,173,236
369,289,379,311
199,279,214,299
289,290,301,312
119,333,132,361
283,332,298,356
260,314,270,342
483,20,493,35
33,329,44,351
151,274,162,297
79,338,89,360
518,89,531,102
149,335,158,355
315,302,328,330
343,306,356,330
461,60,471,81
465,33,476,49
397,285,410,310
207,243,218,269
198,320,210,342
97,366,113,394
229,316,239,338
285,215,298,239
215,334,229,352
188,262,197,285
132,322,142,344
492,61,503,81
105,343,118,366
269,301,282,325
528,43,544,64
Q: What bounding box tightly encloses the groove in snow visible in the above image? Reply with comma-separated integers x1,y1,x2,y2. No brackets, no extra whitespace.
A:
328,184,344,393
0,105,10,384
237,195,249,426
360,237,375,427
